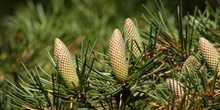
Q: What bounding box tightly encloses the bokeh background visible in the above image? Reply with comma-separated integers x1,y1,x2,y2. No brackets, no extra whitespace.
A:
0,0,219,18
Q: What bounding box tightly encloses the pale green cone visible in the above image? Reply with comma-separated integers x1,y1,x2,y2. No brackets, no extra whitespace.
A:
166,79,184,96
54,38,79,89
109,29,128,82
181,55,201,74
199,37,220,72
124,18,143,58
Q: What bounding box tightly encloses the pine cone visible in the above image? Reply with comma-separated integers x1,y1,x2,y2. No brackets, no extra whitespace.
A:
166,79,184,96
124,18,143,58
54,38,79,89
181,55,201,73
199,37,220,72
109,29,128,82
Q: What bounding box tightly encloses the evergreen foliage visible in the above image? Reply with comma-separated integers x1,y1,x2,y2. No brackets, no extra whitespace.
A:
1,0,220,109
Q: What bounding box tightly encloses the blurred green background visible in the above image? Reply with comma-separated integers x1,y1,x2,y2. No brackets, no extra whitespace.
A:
1,0,219,18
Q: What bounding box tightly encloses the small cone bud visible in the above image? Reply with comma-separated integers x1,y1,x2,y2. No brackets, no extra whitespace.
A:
181,55,201,73
199,37,220,72
166,79,184,96
124,18,143,58
109,29,128,82
54,38,79,89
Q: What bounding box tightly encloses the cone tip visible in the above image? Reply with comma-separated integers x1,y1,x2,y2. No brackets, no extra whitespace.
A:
125,18,132,23
112,29,121,36
55,38,62,43
199,37,207,43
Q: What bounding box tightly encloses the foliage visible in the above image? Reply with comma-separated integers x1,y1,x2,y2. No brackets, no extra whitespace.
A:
1,0,220,109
